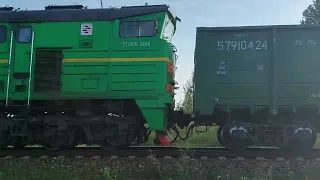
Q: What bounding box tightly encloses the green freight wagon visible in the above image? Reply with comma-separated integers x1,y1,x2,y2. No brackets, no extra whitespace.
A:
0,4,180,149
193,24,320,152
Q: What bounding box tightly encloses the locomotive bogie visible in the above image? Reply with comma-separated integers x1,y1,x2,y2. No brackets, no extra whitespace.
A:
0,99,149,149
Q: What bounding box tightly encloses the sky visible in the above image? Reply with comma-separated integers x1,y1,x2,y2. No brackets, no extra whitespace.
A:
1,0,314,104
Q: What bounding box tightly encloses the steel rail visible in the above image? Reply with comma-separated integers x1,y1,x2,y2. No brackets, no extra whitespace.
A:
1,146,320,160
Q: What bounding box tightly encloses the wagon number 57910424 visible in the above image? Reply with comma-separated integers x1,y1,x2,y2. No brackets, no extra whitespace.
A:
217,40,268,51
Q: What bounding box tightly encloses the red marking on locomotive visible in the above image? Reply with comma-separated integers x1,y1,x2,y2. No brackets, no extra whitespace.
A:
158,136,172,146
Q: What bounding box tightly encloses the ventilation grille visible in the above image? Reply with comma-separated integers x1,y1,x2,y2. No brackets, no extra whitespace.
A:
34,50,62,92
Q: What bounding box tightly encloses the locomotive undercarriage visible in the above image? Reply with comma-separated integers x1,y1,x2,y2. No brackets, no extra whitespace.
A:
0,99,148,150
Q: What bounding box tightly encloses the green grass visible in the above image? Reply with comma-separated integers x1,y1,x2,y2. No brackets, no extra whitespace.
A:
313,135,320,149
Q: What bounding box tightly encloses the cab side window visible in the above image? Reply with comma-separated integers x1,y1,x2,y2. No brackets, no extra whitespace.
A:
120,20,156,38
120,21,139,37
17,27,32,43
0,26,6,43
139,21,156,37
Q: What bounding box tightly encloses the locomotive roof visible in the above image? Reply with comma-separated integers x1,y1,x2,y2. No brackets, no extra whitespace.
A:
0,5,170,23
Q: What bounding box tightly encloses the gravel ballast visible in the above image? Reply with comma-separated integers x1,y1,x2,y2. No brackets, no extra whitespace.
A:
1,156,320,179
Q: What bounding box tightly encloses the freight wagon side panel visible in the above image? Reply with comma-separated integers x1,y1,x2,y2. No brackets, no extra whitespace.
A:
194,27,273,116
277,26,320,107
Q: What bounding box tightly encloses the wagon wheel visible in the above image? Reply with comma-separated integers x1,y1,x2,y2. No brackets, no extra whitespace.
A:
286,121,317,154
217,124,225,146
219,123,251,151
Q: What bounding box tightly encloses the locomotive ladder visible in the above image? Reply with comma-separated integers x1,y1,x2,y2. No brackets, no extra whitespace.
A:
5,30,35,107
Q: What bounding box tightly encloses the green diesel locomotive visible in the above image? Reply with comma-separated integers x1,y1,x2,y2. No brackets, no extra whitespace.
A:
0,4,181,149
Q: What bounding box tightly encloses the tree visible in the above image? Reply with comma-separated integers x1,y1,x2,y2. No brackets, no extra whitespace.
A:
175,72,194,114
301,0,320,24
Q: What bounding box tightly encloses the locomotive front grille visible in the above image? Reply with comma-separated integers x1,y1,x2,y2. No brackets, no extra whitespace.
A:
34,49,62,92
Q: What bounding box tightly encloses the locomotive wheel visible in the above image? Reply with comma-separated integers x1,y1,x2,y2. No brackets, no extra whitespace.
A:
286,121,317,153
219,123,251,151
43,127,80,150
13,138,25,149
41,143,59,151
0,130,8,149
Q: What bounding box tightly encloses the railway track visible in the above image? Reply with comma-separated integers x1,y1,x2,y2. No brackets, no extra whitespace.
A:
1,146,320,160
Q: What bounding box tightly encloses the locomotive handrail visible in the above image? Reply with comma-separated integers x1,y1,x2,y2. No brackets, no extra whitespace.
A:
5,31,14,106
27,31,35,106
